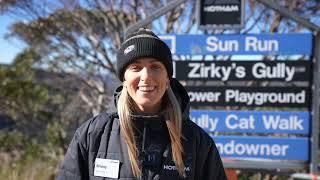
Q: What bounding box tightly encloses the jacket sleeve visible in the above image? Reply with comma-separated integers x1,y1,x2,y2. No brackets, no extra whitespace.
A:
201,140,227,180
56,129,88,180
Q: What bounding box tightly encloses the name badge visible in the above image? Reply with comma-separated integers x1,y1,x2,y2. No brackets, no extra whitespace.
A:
94,158,120,178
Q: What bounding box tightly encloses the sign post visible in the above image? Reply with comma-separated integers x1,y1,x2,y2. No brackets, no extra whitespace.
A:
310,32,320,174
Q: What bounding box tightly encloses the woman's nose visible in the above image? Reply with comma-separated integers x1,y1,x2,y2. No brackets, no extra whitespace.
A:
140,67,152,81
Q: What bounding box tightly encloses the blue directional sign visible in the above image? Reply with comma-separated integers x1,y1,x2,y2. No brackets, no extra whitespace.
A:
212,136,309,161
159,33,313,55
190,110,310,134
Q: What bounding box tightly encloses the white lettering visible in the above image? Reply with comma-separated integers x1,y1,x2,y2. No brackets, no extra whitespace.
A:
252,62,295,82
188,63,201,78
191,114,219,131
204,5,239,12
187,62,247,81
216,140,289,157
188,91,221,102
225,114,255,130
163,165,191,172
263,115,304,130
245,36,279,52
235,66,246,78
225,89,306,105
207,36,239,52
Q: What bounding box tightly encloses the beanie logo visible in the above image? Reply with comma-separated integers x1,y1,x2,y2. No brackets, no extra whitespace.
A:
124,45,135,55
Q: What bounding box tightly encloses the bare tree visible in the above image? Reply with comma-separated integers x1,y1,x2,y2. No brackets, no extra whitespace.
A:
0,0,319,117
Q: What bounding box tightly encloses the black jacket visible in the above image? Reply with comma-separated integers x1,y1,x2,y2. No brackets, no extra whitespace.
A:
56,79,227,180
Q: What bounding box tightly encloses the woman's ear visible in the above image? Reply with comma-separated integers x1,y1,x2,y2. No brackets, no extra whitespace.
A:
123,81,126,88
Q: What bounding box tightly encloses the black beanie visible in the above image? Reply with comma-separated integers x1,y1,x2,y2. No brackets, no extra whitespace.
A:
116,28,173,81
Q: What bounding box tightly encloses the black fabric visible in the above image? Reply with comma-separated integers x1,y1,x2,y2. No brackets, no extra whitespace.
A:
132,115,170,180
56,79,227,180
116,28,173,81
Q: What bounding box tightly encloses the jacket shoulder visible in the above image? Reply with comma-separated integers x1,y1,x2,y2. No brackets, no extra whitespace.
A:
183,119,227,179
183,119,214,146
74,111,118,149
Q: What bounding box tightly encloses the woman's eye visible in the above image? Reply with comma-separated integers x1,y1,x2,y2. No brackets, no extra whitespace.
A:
129,65,141,71
151,65,161,70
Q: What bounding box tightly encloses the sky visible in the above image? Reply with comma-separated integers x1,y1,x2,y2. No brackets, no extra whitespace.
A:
0,14,26,64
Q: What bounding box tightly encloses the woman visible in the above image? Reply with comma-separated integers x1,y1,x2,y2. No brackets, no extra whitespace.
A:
57,28,227,180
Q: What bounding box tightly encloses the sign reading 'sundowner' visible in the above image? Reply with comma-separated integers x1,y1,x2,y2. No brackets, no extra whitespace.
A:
159,34,312,55
174,61,311,82
190,110,309,134
186,86,310,107
213,136,309,161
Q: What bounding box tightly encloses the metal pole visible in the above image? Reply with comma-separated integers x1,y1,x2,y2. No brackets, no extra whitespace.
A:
310,32,320,174
256,0,320,32
124,0,187,37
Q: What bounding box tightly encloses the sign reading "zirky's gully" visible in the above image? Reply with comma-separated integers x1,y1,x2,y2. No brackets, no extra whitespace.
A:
186,86,310,107
174,61,311,81
159,33,312,55
190,110,309,134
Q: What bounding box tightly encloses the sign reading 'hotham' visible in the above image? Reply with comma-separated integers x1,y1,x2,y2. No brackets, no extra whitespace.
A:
174,61,311,82
186,86,310,107
198,0,244,28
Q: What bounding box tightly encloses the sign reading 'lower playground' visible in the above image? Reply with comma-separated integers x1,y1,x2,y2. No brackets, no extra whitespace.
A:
213,136,309,160
174,61,311,82
186,86,310,107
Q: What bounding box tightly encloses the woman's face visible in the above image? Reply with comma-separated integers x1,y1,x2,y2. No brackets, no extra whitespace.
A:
123,57,169,114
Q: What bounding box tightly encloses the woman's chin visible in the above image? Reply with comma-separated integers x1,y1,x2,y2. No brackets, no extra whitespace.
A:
136,101,161,113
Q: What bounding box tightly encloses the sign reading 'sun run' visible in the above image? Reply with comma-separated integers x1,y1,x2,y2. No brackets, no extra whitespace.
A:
174,61,311,81
159,34,312,55
186,86,310,107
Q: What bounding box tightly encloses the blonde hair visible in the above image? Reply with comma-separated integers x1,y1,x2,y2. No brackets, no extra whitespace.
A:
117,85,185,178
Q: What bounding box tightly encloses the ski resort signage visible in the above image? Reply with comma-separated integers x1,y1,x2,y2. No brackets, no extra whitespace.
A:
159,31,315,170
159,33,313,55
213,136,309,161
186,86,310,108
174,61,311,81
190,110,310,134
197,0,244,29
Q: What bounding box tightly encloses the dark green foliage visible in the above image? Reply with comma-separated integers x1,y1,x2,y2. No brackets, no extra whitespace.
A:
0,48,48,120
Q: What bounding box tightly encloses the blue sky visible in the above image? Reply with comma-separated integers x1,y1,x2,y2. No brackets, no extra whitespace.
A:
0,15,26,64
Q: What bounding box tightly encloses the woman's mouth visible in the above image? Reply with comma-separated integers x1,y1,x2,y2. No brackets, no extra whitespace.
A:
138,86,155,92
